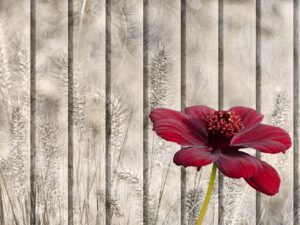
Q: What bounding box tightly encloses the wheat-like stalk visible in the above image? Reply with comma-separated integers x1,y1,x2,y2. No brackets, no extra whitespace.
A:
149,43,170,110
0,105,29,225
109,195,123,218
269,92,289,173
185,188,203,225
35,118,62,225
114,168,142,196
96,191,123,218
97,88,129,159
221,178,245,224
13,41,29,78
5,106,28,198
269,92,289,128
0,18,12,112
51,54,87,132
114,168,139,184
37,120,59,194
9,40,30,109
0,19,31,224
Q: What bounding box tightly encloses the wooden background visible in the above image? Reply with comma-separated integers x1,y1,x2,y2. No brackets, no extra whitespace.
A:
0,0,298,224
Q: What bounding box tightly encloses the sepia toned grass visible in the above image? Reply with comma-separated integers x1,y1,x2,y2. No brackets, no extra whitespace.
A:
0,1,295,225
185,188,203,225
0,14,30,225
149,43,170,111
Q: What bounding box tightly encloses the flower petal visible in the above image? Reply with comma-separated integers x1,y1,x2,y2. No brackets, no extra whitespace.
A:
150,108,209,147
229,106,263,129
173,147,219,168
245,161,280,196
231,124,292,154
150,108,186,122
184,105,216,120
184,106,216,138
216,151,263,178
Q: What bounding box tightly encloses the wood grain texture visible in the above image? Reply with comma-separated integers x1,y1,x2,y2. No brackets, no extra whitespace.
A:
295,1,300,224
0,1,298,224
147,0,181,224
109,0,143,224
260,1,294,224
72,1,106,224
0,1,30,224
35,0,68,224
222,0,256,224
185,0,219,224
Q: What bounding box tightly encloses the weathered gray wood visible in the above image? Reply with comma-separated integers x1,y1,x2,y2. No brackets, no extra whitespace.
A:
0,1,30,224
147,0,182,224
185,0,219,224
0,1,297,224
222,1,257,224
109,1,143,224
35,0,68,224
260,1,294,224
72,1,106,224
294,0,300,223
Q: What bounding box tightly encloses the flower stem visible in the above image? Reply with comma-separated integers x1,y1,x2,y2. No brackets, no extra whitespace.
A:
196,163,217,225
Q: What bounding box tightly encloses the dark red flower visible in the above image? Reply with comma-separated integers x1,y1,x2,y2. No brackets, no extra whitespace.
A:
150,106,291,196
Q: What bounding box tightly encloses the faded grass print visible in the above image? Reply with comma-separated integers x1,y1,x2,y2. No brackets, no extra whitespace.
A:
0,0,296,225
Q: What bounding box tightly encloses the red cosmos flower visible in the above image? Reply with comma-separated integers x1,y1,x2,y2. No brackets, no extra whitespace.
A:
150,106,292,196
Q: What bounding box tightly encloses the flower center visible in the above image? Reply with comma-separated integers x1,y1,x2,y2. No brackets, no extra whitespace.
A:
205,110,243,138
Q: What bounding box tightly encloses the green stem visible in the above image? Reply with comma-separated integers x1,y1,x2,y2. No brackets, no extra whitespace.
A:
196,163,217,225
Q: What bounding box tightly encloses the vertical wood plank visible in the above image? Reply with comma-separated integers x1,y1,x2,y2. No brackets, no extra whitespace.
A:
185,0,219,224
106,0,112,224
218,0,224,222
294,0,299,224
222,0,256,224
68,0,74,223
180,1,186,223
146,0,181,224
255,0,262,222
72,1,106,224
260,0,294,224
31,0,37,223
109,1,143,224
143,0,149,224
0,1,30,224
35,0,68,223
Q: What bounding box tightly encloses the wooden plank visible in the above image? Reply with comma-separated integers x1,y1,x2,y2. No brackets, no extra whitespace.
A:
35,0,68,223
72,1,106,224
108,1,143,224
260,1,294,224
222,1,257,224
146,0,181,224
0,1,30,224
185,0,219,224
294,0,300,223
